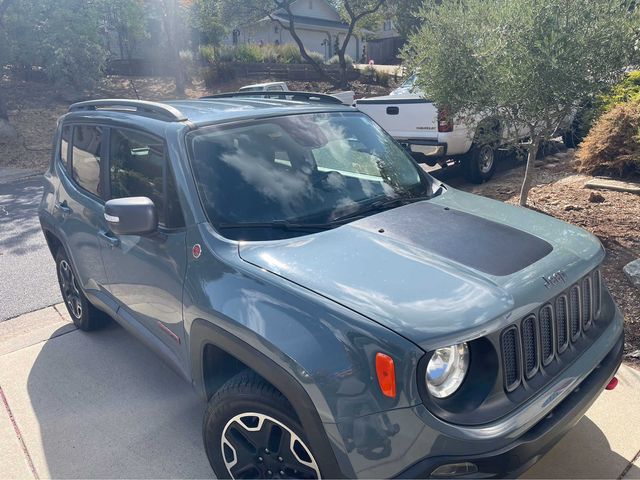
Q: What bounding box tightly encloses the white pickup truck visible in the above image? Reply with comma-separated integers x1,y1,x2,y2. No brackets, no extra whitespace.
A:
356,75,579,183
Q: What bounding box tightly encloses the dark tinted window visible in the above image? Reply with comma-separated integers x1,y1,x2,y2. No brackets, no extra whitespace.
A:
60,126,71,171
188,112,431,240
71,125,103,197
109,128,184,228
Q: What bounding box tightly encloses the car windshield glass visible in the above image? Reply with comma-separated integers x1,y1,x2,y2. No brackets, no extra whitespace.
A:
187,111,437,240
401,74,417,89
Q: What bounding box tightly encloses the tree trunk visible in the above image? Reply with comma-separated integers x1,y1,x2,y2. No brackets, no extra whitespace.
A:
519,137,540,206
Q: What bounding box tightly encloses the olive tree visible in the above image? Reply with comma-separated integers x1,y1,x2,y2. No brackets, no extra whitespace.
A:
403,0,640,205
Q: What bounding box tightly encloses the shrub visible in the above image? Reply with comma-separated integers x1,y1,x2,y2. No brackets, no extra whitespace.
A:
600,71,640,112
199,44,216,65
575,100,640,177
279,43,302,64
326,54,354,66
233,44,263,63
306,51,325,64
261,44,281,63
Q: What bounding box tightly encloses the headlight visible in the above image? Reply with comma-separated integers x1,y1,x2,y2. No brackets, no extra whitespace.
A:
426,343,469,398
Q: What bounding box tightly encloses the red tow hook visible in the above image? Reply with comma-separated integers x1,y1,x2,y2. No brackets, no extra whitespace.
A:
605,377,619,390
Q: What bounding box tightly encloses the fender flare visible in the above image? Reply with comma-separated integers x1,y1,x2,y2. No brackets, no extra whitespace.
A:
189,319,349,478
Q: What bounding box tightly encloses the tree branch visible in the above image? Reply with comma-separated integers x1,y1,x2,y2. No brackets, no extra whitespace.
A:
268,1,336,84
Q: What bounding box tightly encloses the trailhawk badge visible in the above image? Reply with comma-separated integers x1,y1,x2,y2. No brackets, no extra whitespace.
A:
543,271,568,289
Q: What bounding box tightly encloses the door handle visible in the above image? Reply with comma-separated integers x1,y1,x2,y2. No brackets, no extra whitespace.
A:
98,230,120,248
54,201,72,215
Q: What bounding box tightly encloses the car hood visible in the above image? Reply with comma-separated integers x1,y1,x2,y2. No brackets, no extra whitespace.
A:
239,188,604,351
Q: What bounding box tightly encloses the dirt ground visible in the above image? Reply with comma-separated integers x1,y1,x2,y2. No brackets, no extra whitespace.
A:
0,74,395,171
1,74,638,364
441,150,640,366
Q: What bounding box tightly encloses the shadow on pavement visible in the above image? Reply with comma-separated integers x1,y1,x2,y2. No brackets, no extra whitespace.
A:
522,415,640,479
25,322,213,478
22,321,638,479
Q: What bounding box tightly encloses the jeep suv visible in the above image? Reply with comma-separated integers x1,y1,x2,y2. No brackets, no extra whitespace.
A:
39,93,624,479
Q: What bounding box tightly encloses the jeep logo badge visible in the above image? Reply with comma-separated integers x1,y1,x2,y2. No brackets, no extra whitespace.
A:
543,271,568,289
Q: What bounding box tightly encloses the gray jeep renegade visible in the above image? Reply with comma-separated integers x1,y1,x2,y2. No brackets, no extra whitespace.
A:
39,93,624,479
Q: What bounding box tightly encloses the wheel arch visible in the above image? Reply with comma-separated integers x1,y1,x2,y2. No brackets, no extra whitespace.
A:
190,319,349,478
42,227,64,259
473,117,502,146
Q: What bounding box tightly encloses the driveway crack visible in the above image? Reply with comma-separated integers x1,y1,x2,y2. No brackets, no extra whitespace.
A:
0,385,40,479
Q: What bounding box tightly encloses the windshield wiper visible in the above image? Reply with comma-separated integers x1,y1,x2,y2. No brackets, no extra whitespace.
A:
218,220,340,232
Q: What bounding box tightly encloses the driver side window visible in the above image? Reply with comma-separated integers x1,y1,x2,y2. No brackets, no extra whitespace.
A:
109,128,184,229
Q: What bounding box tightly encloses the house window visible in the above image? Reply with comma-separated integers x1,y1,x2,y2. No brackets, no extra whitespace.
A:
383,19,393,31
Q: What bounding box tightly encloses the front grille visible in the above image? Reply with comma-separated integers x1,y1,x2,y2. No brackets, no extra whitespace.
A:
555,295,569,353
539,305,554,365
501,327,520,391
521,316,538,378
501,269,602,392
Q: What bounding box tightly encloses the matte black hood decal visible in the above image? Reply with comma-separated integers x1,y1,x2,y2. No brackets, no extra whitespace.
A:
353,202,553,276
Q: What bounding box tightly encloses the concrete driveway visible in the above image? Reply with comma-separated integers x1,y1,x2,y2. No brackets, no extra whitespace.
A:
1,306,639,479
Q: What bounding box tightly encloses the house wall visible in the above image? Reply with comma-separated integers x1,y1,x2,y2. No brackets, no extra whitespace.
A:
232,20,361,61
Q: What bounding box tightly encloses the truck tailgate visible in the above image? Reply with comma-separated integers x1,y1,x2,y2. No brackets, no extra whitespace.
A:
356,95,438,140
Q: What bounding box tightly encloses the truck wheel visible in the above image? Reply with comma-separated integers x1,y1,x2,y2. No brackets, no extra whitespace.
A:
463,144,497,184
55,249,109,331
203,371,322,479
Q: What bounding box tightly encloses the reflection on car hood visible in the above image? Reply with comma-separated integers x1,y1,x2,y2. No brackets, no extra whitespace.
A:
239,188,604,350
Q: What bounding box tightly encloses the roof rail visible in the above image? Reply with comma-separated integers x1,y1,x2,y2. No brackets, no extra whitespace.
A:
200,91,344,105
68,99,188,122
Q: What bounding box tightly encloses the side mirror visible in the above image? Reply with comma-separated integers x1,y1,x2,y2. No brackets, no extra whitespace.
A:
104,197,157,236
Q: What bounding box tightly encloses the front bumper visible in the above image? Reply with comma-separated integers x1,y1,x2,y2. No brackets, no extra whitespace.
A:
397,332,624,479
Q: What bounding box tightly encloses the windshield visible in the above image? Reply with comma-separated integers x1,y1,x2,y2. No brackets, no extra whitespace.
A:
188,111,437,240
401,74,417,89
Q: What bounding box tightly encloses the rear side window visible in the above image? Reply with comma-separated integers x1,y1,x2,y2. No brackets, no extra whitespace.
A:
109,128,184,228
60,126,71,171
71,125,103,197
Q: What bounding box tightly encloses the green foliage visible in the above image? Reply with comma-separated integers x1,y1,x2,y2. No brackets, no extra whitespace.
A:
326,54,354,66
3,0,109,88
600,71,640,112
188,0,227,45
306,51,326,65
278,43,303,64
361,65,390,86
199,44,217,65
402,0,640,141
213,43,308,64
575,100,640,177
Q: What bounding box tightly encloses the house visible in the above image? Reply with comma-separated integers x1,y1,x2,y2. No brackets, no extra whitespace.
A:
366,18,404,64
228,0,364,61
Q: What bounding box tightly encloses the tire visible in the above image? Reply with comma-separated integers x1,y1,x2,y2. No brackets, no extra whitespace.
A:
462,143,497,184
55,248,109,331
203,371,322,479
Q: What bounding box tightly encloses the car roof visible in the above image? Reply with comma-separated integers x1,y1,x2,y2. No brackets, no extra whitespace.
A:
165,98,350,125
66,95,353,130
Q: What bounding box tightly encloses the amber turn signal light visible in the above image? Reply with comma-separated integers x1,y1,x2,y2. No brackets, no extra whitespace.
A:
376,352,396,398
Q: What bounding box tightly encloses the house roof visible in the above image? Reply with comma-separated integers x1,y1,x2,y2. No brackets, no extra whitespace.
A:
270,12,350,30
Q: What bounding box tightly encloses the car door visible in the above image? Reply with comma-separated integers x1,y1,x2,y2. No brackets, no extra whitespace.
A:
100,126,188,364
54,123,110,298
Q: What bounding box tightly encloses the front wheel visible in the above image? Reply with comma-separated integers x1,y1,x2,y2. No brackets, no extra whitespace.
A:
462,144,497,184
203,371,322,479
55,249,109,331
